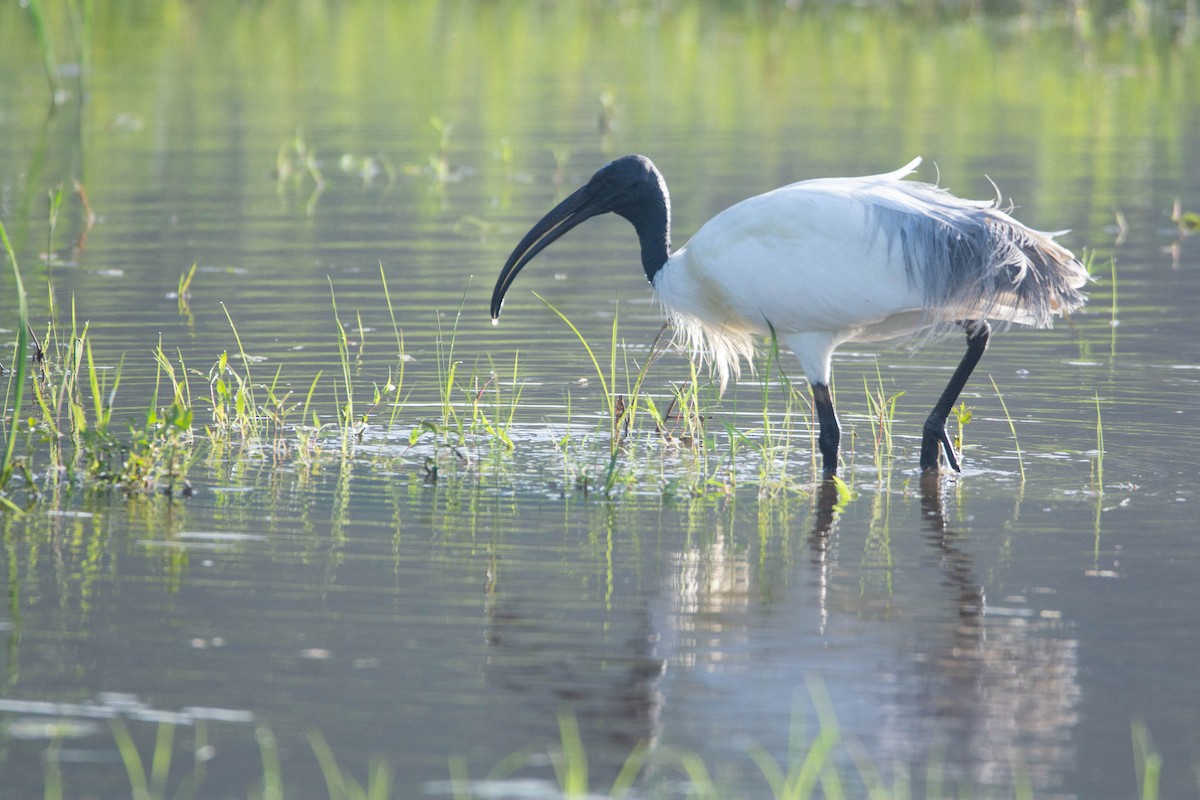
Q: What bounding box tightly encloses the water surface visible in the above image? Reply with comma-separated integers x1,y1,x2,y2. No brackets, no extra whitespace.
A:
2,3,1199,798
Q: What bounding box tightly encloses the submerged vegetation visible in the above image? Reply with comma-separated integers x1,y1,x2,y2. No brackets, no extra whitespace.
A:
25,705,1169,800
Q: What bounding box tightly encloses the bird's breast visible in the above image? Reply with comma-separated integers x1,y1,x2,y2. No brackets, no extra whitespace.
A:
653,249,763,335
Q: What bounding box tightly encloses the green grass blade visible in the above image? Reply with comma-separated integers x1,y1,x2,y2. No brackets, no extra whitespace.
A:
24,0,63,102
1,221,30,490
1133,722,1161,800
42,729,64,800
219,302,261,439
1094,391,1105,494
109,718,149,799
379,263,408,429
149,721,175,798
448,755,471,800
745,741,787,799
609,740,649,799
367,756,394,800
533,293,610,405
616,322,671,442
672,750,720,800
610,303,619,424
256,727,284,800
173,719,208,800
988,374,1025,483
308,728,348,800
328,277,355,440
552,712,588,797
533,292,619,452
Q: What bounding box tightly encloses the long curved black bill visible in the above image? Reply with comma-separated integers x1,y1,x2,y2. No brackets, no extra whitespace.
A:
490,184,602,322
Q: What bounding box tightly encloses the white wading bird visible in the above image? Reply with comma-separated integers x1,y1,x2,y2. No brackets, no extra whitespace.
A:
490,155,1088,476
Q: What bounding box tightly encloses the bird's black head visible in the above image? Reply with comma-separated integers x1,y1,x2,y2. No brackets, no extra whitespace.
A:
584,154,668,222
490,155,671,322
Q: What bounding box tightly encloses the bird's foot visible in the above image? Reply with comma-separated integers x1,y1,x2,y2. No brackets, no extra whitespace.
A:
920,417,961,473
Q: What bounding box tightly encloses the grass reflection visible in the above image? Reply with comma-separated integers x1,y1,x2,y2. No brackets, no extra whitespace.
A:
16,705,1171,800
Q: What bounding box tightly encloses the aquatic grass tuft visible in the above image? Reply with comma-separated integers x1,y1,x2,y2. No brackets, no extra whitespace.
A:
435,286,471,436
429,115,455,183
749,324,811,496
329,278,359,453
24,0,93,106
2,217,196,498
26,306,93,477
74,340,193,494
530,297,685,495
535,293,648,465
845,738,911,800
90,342,192,492
276,130,326,213
379,263,411,430
615,321,672,445
407,280,520,464
744,678,843,800
863,359,904,475
469,353,522,451
952,400,973,457
546,712,648,799
830,474,855,514
176,263,197,321
45,182,65,277
308,728,395,800
23,704,1180,800
109,718,178,800
533,294,624,454
218,304,261,436
648,358,706,447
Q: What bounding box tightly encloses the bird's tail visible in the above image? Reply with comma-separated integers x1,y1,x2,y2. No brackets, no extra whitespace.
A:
868,178,1090,330
967,210,1089,328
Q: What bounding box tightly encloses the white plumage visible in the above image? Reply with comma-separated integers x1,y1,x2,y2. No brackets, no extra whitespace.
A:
491,155,1088,475
657,157,1084,390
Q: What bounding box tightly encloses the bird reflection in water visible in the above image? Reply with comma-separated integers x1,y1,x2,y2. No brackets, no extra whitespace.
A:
695,476,1081,795
900,475,1080,792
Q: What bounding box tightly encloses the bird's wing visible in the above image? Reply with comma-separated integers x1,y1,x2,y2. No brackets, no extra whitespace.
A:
667,181,927,337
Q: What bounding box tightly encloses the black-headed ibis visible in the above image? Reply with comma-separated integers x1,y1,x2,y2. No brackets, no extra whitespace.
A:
491,155,1087,476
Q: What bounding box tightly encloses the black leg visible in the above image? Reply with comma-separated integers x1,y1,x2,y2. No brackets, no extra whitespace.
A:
811,382,840,476
920,320,991,472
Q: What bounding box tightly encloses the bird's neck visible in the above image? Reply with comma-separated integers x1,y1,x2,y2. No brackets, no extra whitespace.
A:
621,185,672,283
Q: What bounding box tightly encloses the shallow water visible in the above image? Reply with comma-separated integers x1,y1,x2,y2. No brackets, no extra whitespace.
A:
2,3,1200,798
